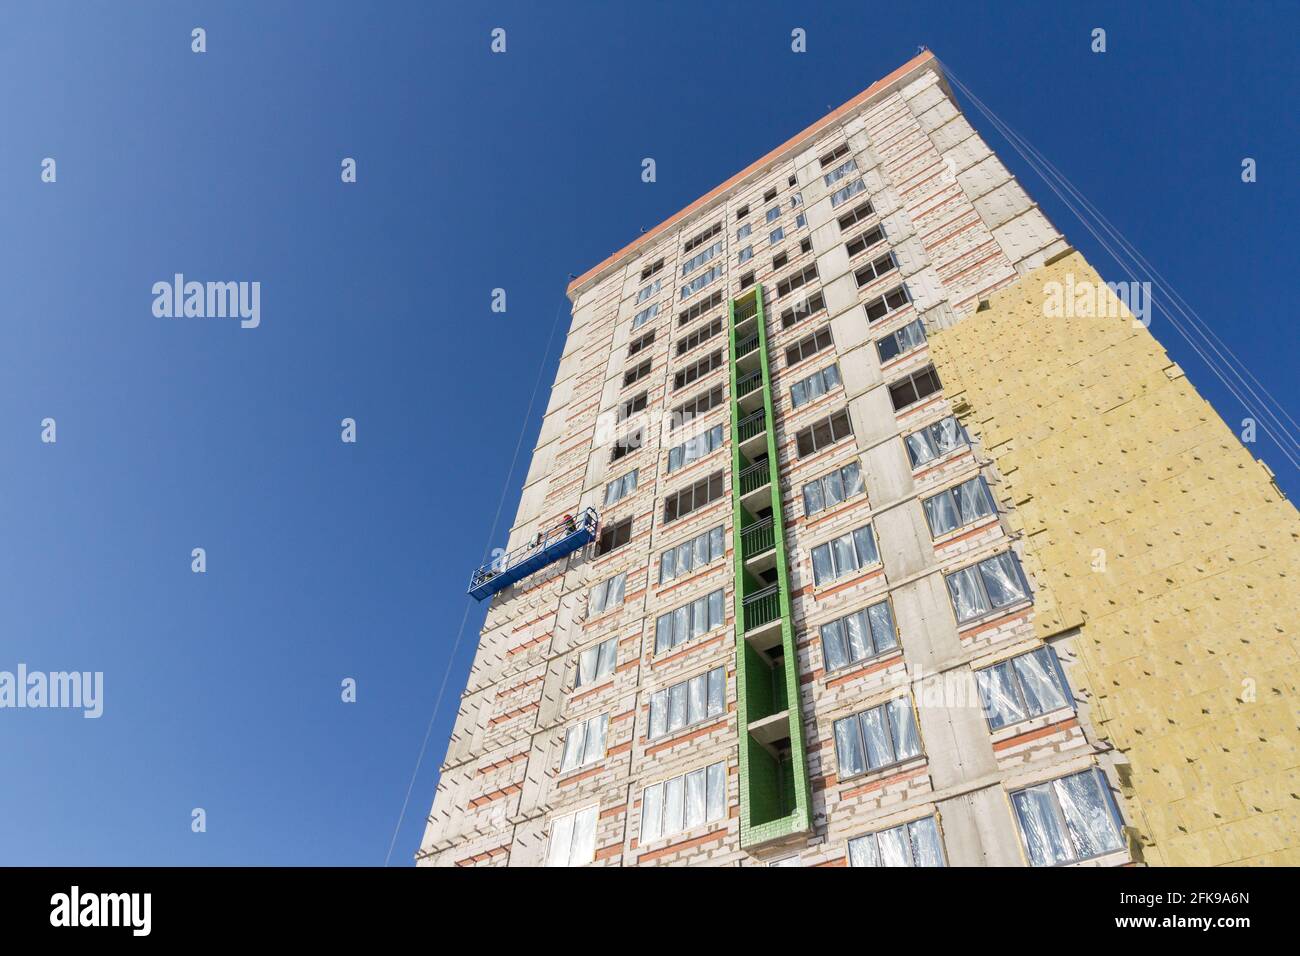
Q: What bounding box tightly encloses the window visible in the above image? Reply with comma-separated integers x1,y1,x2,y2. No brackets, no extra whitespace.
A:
640,761,726,844
623,358,652,388
737,222,752,242
736,204,749,221
618,391,647,422
683,221,721,253
904,415,968,467
673,350,724,391
628,329,656,356
632,302,659,329
854,251,897,288
648,666,725,739
888,364,941,411
575,637,617,689
811,522,879,585
802,459,864,517
769,226,785,244
977,646,1071,731
876,318,926,363
787,174,797,186
640,258,664,281
560,713,608,772
772,251,788,270
846,224,886,258
791,193,803,208
945,551,1031,623
786,327,834,366
610,426,644,462
795,212,807,229
795,409,852,458
667,423,724,473
837,200,876,231
604,469,638,506
681,240,723,276
776,263,818,299
833,696,922,778
678,290,723,327
922,476,996,537
588,572,626,616
1011,768,1124,866
865,285,910,323
654,589,725,652
663,471,725,523
764,206,780,223
737,245,753,264
790,363,841,408
848,817,944,867
819,143,850,168
739,271,755,290
763,187,777,203
671,385,725,430
799,236,811,254
823,157,857,187
547,805,598,867
780,291,825,329
829,178,866,208
681,264,723,300
676,317,722,356
659,525,726,584
636,279,662,305
820,599,896,672
596,517,633,555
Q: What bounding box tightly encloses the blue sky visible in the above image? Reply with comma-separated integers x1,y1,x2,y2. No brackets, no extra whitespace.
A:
0,1,1295,865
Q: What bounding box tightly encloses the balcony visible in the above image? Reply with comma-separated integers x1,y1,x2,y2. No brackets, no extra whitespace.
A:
734,332,760,359
738,460,771,496
737,408,766,443
743,584,781,631
740,516,774,559
735,369,762,399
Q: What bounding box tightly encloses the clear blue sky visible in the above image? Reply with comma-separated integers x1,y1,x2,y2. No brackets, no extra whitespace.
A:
1,1,1295,865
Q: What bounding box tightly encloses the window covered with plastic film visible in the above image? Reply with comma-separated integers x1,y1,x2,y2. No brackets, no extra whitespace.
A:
640,761,727,844
976,646,1072,730
833,696,922,778
904,415,968,467
1011,768,1125,866
647,666,725,740
847,816,945,867
945,551,1030,623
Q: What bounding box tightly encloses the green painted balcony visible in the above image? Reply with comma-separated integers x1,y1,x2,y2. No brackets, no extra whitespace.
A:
740,516,774,559
736,408,766,443
735,369,763,398
738,460,771,496
742,584,781,632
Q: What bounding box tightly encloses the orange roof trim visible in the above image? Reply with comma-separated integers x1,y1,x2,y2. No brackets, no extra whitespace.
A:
567,50,938,298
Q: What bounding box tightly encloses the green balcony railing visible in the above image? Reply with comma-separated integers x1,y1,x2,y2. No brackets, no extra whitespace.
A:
740,516,774,558
736,409,766,443
738,460,771,496
743,584,781,631
728,283,813,850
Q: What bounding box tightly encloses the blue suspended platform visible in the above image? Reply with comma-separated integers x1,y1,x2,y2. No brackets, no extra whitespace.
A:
467,507,599,601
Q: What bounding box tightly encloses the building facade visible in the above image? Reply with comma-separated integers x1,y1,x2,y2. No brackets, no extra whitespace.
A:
418,51,1300,867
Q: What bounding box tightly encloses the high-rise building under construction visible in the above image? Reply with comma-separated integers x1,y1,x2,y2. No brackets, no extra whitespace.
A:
419,51,1299,867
